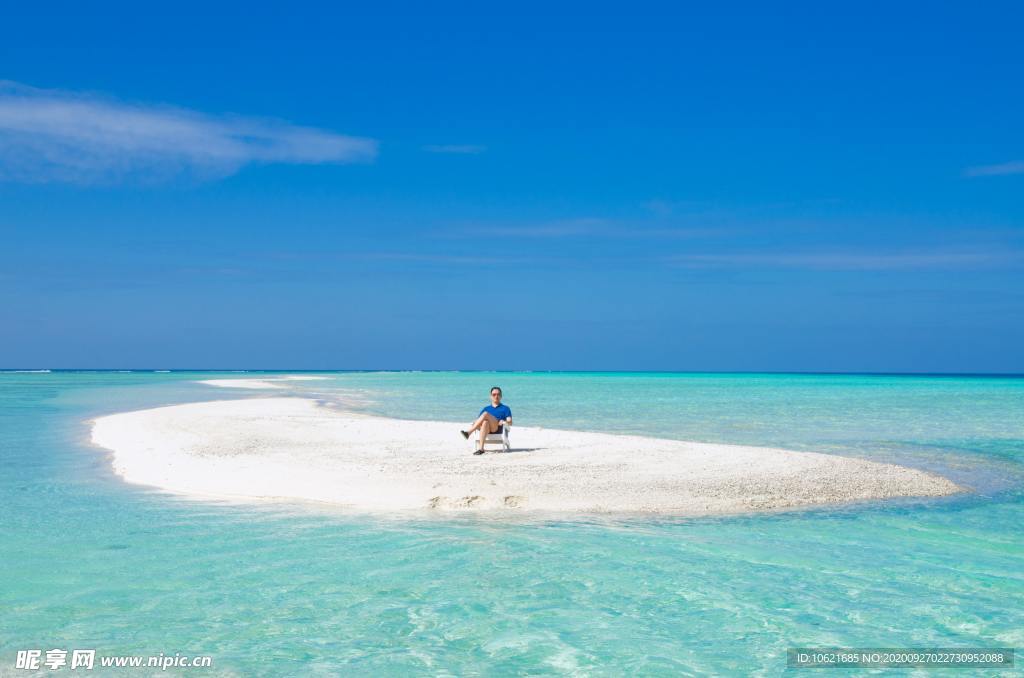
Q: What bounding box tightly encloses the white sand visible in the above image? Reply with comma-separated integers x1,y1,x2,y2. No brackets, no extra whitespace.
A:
198,376,331,390
90,398,961,516
198,379,286,389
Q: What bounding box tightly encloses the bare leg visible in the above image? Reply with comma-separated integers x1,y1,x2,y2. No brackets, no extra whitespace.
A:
468,412,497,433
474,414,498,451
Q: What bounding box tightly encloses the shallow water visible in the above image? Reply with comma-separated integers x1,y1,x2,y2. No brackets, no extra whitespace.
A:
2,371,1022,675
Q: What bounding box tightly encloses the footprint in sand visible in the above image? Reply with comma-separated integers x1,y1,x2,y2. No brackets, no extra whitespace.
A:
428,495,485,508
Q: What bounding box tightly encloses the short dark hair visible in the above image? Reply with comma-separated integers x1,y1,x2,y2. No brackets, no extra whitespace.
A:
490,386,502,395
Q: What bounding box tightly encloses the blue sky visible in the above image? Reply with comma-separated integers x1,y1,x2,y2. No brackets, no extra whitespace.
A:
2,1,1022,371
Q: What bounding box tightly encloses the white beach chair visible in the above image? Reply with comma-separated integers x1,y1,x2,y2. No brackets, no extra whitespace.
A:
476,422,511,453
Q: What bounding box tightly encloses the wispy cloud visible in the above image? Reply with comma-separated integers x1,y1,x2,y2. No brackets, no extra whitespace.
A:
507,217,609,237
0,81,378,184
667,249,1021,271
421,144,486,154
438,217,726,239
963,160,1024,177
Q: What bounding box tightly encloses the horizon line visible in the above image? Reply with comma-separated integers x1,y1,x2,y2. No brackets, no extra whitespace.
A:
2,368,1023,378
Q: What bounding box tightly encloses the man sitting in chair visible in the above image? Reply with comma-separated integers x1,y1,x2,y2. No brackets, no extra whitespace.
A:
461,386,512,455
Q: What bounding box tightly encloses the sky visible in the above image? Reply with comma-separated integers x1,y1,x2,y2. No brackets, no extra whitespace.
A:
1,1,1022,372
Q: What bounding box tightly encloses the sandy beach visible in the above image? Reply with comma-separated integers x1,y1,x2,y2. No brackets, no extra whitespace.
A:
89,397,961,515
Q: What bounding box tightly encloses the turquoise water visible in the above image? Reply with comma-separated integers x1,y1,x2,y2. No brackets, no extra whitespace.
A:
2,371,1022,675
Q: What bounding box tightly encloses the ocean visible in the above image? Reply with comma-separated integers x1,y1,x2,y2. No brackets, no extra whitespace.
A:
2,371,1022,675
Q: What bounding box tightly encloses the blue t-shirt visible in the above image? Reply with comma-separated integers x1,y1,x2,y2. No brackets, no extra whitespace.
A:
480,403,512,421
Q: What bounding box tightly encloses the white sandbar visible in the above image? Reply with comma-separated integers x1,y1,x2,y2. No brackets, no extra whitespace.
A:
198,379,286,389
198,376,331,390
90,398,961,515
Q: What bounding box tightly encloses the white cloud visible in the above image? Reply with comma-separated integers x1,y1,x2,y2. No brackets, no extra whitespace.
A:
507,217,609,237
421,144,486,154
668,249,1021,271
963,160,1024,177
439,217,724,239
0,81,378,184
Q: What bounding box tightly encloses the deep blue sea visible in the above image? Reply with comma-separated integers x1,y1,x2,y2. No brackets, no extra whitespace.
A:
1,371,1022,675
